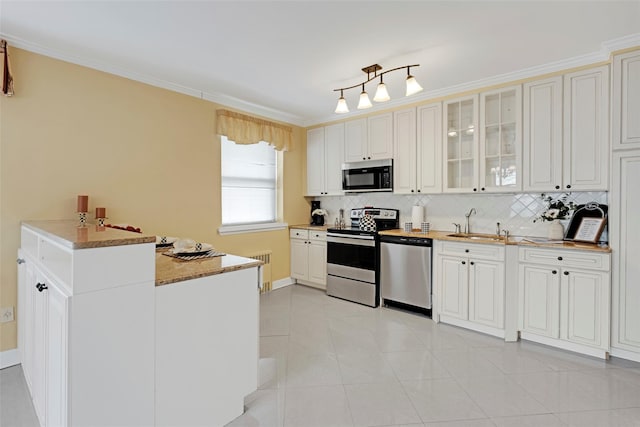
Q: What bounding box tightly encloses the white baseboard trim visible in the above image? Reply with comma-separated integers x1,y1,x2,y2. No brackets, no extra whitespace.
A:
610,347,640,363
0,348,20,369
272,277,294,290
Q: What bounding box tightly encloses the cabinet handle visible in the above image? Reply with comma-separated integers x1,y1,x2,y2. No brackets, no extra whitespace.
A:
36,282,48,292
17,258,25,264
566,185,572,189
557,256,563,261
461,261,466,265
555,185,560,189
552,270,557,274
563,271,570,276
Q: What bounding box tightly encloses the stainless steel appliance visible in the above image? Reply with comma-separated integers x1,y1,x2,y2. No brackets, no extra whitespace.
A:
379,234,433,313
342,159,393,193
326,208,399,307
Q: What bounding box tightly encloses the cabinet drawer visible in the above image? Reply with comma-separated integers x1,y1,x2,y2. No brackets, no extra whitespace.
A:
309,231,326,242
519,247,610,271
439,241,505,260
290,229,309,240
39,237,72,285
21,227,39,259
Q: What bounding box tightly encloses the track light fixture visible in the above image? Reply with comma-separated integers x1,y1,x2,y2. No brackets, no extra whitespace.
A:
333,64,422,114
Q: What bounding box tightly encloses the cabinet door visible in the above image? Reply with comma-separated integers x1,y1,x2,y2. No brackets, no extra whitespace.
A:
562,269,608,348
290,238,309,281
393,108,417,194
307,241,327,288
344,118,368,162
612,51,640,150
523,76,563,192
611,150,640,353
47,283,69,427
469,259,504,328
518,264,560,338
443,95,479,193
563,66,609,191
368,113,394,160
324,123,345,195
480,86,522,192
306,128,325,196
439,255,468,320
32,270,50,426
417,103,443,193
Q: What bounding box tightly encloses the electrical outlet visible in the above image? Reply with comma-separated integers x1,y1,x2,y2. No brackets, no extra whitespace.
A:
0,306,14,323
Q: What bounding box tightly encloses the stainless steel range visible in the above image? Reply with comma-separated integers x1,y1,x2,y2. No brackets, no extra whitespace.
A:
326,208,399,307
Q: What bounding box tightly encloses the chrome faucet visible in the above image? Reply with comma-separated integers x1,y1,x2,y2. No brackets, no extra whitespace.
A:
496,222,501,236
464,208,476,234
452,223,461,233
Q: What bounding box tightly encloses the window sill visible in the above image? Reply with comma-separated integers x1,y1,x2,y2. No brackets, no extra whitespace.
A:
218,222,289,236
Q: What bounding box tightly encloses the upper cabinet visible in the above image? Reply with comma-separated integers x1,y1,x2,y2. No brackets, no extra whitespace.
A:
480,85,522,192
306,124,344,196
563,66,609,191
344,113,393,162
443,95,479,193
523,66,609,192
612,50,640,150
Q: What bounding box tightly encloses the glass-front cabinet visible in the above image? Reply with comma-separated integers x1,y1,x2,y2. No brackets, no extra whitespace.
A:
444,95,479,192
480,86,522,192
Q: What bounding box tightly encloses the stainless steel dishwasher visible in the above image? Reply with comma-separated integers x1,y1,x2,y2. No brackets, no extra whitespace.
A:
379,235,432,312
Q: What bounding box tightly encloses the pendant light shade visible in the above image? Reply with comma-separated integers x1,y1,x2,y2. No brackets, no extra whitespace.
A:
373,77,390,102
405,74,423,96
357,84,372,109
335,90,349,114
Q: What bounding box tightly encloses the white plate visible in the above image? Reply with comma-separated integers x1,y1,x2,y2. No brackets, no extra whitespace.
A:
171,243,213,255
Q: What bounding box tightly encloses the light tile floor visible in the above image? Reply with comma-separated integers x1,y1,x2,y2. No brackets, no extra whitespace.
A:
3,284,640,427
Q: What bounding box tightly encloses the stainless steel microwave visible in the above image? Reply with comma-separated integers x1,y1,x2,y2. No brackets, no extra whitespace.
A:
342,159,393,193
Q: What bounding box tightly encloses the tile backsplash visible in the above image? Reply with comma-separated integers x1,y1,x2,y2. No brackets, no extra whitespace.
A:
314,191,608,242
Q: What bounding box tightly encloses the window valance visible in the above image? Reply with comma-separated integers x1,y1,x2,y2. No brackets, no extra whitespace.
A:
216,109,291,151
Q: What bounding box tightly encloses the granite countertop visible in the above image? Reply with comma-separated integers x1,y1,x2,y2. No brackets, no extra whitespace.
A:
289,224,330,231
378,229,611,253
155,251,262,286
22,220,155,249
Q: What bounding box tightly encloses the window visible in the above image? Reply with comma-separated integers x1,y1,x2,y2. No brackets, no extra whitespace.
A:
220,136,285,233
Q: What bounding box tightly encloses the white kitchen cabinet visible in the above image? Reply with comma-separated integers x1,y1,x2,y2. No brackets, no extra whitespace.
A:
443,95,479,192
518,246,610,358
610,150,640,362
306,124,344,196
563,66,609,191
290,228,326,289
523,76,563,192
18,224,156,427
612,50,640,150
434,241,505,337
394,104,442,194
344,113,393,162
479,85,522,192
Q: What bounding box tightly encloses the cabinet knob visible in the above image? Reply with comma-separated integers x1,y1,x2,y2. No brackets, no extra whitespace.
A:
462,261,466,265
470,261,475,266
363,157,366,160
417,189,421,192
36,282,48,292
564,271,570,276
473,188,477,192
557,256,563,261
411,189,415,193
465,249,469,253
17,258,25,264
552,270,557,274
555,185,560,190
367,157,371,160
481,187,485,191
566,185,572,189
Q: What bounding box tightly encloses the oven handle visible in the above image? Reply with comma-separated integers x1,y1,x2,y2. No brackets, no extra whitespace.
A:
327,234,376,247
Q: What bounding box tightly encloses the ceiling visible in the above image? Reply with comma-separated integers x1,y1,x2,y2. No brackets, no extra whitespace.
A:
1,1,639,126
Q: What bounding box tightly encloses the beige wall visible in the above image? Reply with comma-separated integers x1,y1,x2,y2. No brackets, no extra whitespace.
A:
0,48,309,351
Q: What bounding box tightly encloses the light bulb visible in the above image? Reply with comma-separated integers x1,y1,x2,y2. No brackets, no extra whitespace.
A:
373,82,390,102
405,75,423,96
335,96,349,114
357,90,372,109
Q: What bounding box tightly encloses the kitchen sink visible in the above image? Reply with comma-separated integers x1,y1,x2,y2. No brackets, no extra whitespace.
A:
447,233,505,242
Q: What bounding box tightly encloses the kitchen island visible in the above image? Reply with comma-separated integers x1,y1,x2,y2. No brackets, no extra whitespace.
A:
18,220,261,427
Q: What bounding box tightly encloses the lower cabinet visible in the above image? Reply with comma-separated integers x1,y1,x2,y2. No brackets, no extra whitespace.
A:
518,247,610,358
434,241,505,337
290,228,327,289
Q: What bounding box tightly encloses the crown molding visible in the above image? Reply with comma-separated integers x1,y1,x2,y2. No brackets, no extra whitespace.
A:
602,32,640,53
1,33,306,127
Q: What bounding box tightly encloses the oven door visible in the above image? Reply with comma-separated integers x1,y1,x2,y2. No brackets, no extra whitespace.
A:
326,234,376,283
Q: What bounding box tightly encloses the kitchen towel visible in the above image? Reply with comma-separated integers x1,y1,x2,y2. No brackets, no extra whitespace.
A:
411,206,425,230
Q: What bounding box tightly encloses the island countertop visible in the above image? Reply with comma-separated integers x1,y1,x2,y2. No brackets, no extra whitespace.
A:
155,252,263,286
22,220,155,249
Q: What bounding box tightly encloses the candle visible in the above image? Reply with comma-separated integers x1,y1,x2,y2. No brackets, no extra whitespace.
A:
95,207,106,218
77,195,88,212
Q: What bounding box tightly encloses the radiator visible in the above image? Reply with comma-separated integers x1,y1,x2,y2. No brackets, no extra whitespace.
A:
247,250,272,293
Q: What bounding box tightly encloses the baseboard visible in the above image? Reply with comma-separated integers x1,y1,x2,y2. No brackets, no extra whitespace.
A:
272,277,294,290
0,348,20,369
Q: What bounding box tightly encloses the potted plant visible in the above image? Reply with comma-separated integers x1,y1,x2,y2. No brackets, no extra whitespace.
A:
534,193,577,239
